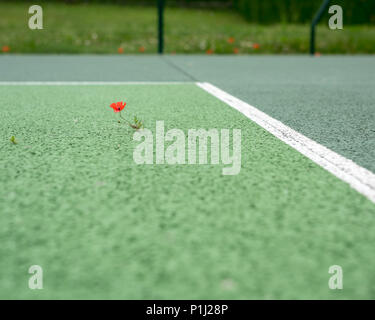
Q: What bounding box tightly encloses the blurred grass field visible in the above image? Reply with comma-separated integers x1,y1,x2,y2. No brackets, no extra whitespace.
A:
1,2,375,54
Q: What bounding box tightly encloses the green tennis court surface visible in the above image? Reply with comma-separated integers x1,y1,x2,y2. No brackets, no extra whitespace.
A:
1,81,374,299
1,55,374,173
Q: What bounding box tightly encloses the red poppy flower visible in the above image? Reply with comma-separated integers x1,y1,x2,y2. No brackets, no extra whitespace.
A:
2,46,10,53
110,101,126,113
253,43,260,50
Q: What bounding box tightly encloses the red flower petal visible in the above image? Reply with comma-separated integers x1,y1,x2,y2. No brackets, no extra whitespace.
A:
119,101,126,111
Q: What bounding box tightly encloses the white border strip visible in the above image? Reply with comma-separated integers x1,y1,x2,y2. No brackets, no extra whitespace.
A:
197,82,375,203
0,81,193,85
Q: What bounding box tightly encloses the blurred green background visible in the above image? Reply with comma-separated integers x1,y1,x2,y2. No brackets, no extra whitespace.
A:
1,0,375,54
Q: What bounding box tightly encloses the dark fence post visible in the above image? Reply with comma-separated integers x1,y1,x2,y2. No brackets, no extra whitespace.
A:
158,0,164,54
310,0,331,55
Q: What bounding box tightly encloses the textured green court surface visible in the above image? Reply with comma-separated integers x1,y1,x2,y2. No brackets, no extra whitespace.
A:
1,84,375,299
171,56,375,173
1,55,374,173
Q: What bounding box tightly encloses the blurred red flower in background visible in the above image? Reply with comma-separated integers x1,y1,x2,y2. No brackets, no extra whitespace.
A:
2,46,10,53
253,43,260,50
227,37,235,44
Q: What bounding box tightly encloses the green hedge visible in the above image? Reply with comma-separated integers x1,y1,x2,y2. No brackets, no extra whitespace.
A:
234,0,375,24
9,0,375,24
11,0,231,5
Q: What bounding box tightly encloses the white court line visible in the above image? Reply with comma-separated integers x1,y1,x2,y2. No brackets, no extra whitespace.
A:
0,81,193,85
197,82,375,204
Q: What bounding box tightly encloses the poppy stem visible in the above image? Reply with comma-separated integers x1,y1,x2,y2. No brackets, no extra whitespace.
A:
119,112,133,128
